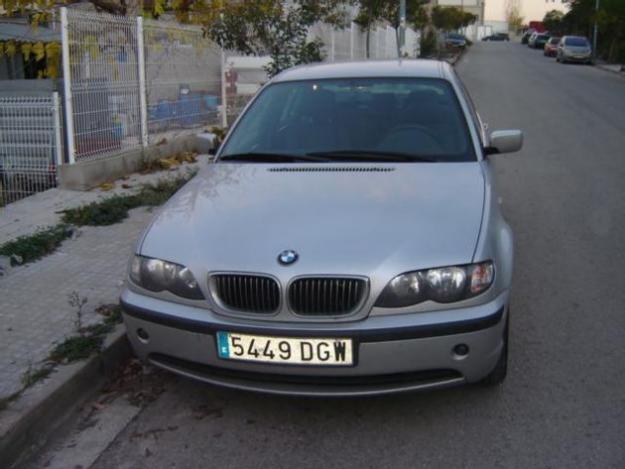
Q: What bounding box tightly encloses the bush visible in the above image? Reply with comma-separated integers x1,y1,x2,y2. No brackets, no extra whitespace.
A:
420,30,437,58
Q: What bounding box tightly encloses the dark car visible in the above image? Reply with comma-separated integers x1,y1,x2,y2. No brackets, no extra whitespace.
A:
533,34,551,49
483,33,510,42
521,30,535,44
445,33,467,48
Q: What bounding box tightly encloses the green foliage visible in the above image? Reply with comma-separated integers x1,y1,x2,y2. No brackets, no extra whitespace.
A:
543,10,565,35
0,392,21,413
431,6,477,32
49,301,124,364
419,29,437,58
506,0,524,32
61,195,139,226
0,225,72,265
49,335,104,363
562,0,625,62
355,0,429,57
21,363,53,388
61,172,194,227
204,0,349,77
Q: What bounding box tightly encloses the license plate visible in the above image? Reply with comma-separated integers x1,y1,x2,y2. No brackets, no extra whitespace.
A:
216,331,354,366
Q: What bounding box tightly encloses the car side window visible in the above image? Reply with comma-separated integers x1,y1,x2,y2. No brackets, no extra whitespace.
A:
455,77,485,146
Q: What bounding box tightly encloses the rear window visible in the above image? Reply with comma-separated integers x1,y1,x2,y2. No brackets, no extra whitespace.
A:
538,35,550,40
565,37,589,47
221,78,476,162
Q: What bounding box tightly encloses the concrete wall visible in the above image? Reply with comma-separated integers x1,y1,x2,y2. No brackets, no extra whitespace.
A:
58,133,205,190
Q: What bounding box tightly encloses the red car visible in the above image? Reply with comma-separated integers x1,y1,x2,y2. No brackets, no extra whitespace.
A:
544,37,560,57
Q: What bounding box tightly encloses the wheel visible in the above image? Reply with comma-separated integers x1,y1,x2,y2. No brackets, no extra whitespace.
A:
480,313,509,386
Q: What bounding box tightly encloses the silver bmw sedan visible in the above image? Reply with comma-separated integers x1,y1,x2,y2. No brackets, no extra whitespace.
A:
121,60,523,397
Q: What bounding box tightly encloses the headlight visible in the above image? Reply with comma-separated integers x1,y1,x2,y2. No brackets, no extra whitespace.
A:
376,261,494,308
129,255,204,300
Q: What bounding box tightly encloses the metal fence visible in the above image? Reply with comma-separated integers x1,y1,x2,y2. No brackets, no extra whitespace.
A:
143,19,223,142
62,8,143,162
60,8,420,164
1,8,421,204
0,94,62,206
61,8,226,163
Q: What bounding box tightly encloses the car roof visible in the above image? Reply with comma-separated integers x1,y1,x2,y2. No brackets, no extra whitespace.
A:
272,60,452,83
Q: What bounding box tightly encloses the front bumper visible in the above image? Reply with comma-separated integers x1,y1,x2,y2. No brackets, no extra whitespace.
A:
564,54,591,62
120,289,509,396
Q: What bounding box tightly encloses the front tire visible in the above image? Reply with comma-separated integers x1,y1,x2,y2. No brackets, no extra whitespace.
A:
480,314,509,386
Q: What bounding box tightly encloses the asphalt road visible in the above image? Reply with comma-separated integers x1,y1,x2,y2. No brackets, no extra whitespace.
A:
37,43,625,469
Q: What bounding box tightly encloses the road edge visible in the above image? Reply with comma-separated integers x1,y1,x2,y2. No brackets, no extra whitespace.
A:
595,63,625,78
0,326,131,469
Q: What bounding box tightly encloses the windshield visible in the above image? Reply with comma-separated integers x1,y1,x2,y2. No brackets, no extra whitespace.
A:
220,78,476,163
448,33,464,40
549,37,560,44
565,37,589,47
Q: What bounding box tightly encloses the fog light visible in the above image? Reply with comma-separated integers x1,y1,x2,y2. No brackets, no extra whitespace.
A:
136,328,149,342
453,344,469,357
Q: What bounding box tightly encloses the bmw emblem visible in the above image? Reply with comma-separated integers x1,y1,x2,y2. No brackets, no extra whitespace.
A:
278,250,298,266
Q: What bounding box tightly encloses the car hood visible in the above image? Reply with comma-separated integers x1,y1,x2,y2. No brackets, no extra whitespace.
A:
140,163,485,282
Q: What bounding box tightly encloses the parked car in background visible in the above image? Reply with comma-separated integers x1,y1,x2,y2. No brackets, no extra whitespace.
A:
482,33,510,42
121,60,523,396
557,36,592,64
533,34,551,49
544,37,560,57
527,31,539,47
521,30,535,44
445,33,467,48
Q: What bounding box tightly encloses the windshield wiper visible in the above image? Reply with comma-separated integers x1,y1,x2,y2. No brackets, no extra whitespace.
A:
306,150,437,163
219,152,330,163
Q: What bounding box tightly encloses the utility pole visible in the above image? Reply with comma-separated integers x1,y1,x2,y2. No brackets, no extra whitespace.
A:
399,0,406,57
592,0,599,61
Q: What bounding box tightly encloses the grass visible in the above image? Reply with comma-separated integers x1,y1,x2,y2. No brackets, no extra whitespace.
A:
49,335,105,363
0,225,72,265
1,169,196,268
21,364,54,388
0,392,21,412
61,172,195,227
0,302,125,414
49,303,124,364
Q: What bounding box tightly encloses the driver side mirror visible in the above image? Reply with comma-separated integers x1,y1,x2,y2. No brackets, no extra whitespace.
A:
484,129,523,155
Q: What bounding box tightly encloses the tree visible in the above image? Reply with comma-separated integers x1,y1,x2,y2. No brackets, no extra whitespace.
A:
203,0,349,77
543,9,565,35
0,0,351,77
431,6,476,32
355,0,428,58
563,0,625,62
505,0,524,33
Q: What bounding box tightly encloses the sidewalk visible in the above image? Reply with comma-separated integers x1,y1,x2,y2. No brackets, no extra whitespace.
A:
596,62,625,76
0,159,200,401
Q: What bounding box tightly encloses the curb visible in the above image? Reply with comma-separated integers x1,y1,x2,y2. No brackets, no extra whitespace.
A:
596,63,625,78
0,325,131,469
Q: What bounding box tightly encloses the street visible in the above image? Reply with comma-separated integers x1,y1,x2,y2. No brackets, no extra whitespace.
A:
36,42,625,468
